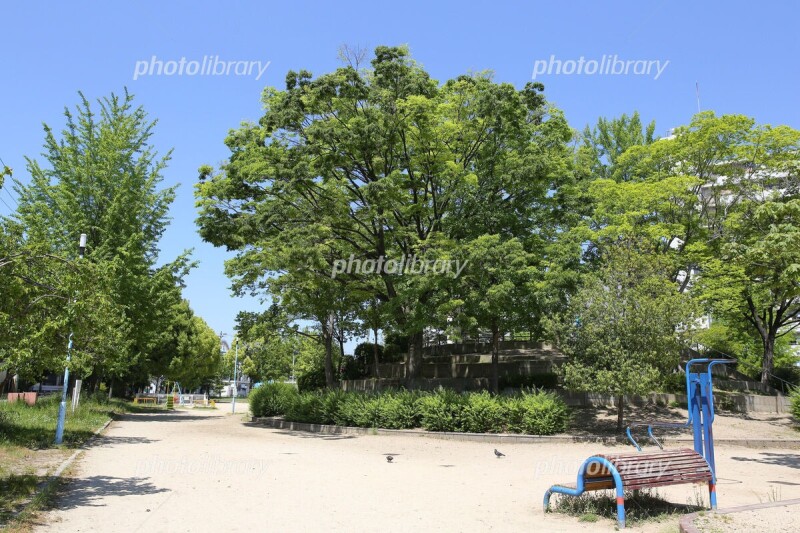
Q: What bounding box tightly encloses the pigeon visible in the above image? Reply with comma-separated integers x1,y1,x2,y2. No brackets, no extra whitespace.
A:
494,449,505,458
386,455,394,463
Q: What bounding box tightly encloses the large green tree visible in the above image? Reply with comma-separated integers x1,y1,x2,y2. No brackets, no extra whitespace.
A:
196,46,571,385
9,90,192,391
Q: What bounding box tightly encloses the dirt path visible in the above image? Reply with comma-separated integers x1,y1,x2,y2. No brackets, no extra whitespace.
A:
35,406,800,532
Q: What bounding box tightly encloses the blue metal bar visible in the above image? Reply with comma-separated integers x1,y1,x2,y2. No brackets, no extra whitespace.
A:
626,427,642,451
646,426,664,450
544,456,627,528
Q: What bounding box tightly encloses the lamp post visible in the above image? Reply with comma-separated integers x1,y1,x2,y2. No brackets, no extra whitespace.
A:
55,233,86,445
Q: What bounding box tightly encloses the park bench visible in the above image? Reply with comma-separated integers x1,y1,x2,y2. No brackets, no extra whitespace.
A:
134,396,157,405
543,358,733,528
543,448,714,527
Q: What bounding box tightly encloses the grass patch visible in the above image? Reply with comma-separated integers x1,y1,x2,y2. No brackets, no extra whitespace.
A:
551,489,704,526
0,475,39,524
0,395,144,449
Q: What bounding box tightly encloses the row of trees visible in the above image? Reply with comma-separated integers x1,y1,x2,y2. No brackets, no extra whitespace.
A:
1,91,222,394
196,46,799,395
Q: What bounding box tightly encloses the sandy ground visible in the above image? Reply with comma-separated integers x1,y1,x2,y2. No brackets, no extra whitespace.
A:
34,405,800,533
692,505,799,532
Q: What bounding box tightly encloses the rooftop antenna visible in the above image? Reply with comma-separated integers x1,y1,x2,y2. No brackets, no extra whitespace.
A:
695,81,701,114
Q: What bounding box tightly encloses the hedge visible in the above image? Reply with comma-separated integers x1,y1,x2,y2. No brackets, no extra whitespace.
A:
250,384,570,436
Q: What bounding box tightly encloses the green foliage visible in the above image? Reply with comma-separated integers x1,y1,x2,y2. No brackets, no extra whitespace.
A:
249,382,299,417
2,90,209,391
418,388,468,432
556,243,693,397
253,388,569,435
284,393,323,424
507,391,571,435
0,395,135,449
195,46,572,384
459,391,506,433
790,387,800,421
297,367,327,393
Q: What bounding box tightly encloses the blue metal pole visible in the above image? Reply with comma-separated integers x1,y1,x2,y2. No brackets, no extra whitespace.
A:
54,334,73,444
54,234,85,445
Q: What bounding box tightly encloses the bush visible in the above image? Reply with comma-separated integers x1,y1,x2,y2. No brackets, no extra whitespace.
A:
418,388,467,432
340,355,369,380
257,386,570,436
373,390,420,429
297,367,327,392
460,391,506,433
284,392,323,423
659,372,687,394
249,382,298,417
507,390,570,435
790,387,800,421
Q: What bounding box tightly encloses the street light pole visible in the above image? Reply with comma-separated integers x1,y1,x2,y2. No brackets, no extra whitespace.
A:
55,233,86,445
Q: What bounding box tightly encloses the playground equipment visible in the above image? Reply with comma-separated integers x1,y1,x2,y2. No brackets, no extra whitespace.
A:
543,358,735,528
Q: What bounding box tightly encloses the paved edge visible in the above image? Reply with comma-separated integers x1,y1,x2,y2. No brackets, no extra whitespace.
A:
10,416,115,521
250,417,800,448
679,498,800,533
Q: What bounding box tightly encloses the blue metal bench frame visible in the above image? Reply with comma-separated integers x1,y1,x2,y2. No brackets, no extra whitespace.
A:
543,358,734,528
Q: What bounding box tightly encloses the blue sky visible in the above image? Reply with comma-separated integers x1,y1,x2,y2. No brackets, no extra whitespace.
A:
1,0,798,349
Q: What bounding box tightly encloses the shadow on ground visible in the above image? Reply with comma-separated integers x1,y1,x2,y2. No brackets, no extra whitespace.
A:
114,412,223,424
242,423,357,441
731,452,800,470
52,476,170,510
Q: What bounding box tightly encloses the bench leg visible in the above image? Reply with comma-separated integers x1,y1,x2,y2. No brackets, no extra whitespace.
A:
709,482,717,510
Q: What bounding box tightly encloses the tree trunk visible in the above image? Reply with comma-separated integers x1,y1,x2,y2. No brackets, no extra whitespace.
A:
491,325,500,395
373,326,381,379
108,381,114,400
323,313,336,388
616,394,624,431
405,331,424,387
761,334,776,385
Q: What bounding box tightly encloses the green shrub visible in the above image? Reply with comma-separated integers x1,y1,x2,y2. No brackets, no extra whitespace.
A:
790,387,800,421
460,391,506,433
297,367,327,392
659,372,686,394
249,382,298,417
506,390,569,435
418,388,466,432
373,390,420,429
284,392,323,423
318,389,346,425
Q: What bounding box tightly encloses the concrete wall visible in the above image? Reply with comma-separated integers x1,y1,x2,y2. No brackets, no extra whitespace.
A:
554,390,791,414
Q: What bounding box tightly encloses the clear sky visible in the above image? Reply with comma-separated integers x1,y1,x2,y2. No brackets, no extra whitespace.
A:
1,0,798,348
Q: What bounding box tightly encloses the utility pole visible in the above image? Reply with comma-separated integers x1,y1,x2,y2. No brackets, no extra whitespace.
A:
55,233,86,444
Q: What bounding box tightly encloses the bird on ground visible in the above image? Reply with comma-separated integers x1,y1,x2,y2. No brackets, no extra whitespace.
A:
386,455,394,463
494,449,505,458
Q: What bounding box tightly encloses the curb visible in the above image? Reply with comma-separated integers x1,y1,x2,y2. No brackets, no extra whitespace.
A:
679,498,800,533
250,417,800,449
10,416,115,522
